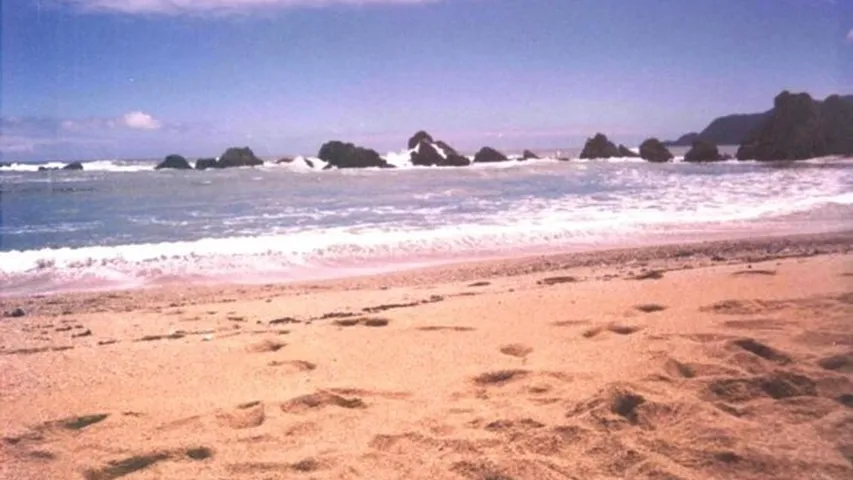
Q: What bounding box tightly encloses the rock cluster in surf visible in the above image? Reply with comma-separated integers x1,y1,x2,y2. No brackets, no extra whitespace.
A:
408,131,470,167
132,89,853,171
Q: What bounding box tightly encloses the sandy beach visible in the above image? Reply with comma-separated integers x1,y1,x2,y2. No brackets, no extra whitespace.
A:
1,232,852,480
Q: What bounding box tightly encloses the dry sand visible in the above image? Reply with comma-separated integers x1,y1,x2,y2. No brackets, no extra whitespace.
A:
1,232,852,479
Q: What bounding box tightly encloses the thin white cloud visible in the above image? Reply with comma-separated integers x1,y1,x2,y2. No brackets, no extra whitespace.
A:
122,111,162,130
846,28,853,44
56,112,162,131
60,0,440,15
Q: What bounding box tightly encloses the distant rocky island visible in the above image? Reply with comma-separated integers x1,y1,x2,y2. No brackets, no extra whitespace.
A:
665,93,853,149
9,89,850,172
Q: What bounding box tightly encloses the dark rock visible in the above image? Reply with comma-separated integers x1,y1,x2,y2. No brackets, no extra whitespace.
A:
737,91,824,161
303,158,315,168
435,141,470,166
407,130,434,150
318,141,392,169
435,141,458,155
685,139,723,162
579,133,620,159
4,308,25,318
617,145,639,158
639,138,674,163
37,166,53,172
216,147,264,168
195,158,218,170
62,162,84,170
666,112,770,147
736,91,853,160
275,157,294,164
521,149,539,160
411,140,443,167
441,152,471,166
668,94,853,149
664,132,700,147
155,154,192,170
822,94,853,155
473,146,509,163
408,132,470,167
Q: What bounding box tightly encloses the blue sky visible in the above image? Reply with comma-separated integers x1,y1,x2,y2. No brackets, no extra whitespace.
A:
2,0,851,161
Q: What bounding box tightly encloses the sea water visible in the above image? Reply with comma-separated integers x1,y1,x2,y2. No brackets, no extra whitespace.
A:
1,152,851,295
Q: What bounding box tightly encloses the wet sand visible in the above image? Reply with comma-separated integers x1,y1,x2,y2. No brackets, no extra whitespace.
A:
1,232,852,479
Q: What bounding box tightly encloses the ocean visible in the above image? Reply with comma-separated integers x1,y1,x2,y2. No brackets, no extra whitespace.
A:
2,148,852,296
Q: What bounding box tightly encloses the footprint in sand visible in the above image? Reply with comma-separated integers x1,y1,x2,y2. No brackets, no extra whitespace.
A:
583,323,643,338
280,391,366,413
267,360,317,371
699,299,783,315
217,401,266,429
417,325,476,332
227,458,327,475
634,304,667,313
472,369,530,386
537,276,578,286
729,338,792,365
247,339,286,353
551,319,590,327
817,352,853,373
723,318,791,331
135,332,186,342
499,344,533,358
268,317,300,325
632,270,665,280
707,371,817,403
732,269,777,276
83,447,212,480
333,317,390,328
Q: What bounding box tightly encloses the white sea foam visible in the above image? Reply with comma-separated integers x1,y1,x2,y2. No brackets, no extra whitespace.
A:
2,179,851,295
3,155,852,295
0,160,155,173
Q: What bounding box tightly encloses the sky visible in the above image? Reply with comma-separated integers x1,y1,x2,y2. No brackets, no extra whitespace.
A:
1,0,852,162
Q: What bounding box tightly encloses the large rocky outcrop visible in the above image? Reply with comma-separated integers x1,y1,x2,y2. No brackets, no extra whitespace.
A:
408,131,470,167
684,139,724,162
217,147,264,168
666,132,700,147
156,154,192,170
579,133,620,159
821,94,853,155
707,91,853,161
666,94,853,148
736,91,825,161
318,141,392,169
639,138,674,163
473,146,509,163
666,114,769,147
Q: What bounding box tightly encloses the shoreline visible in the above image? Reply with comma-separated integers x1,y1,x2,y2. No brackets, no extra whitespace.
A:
3,230,851,315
